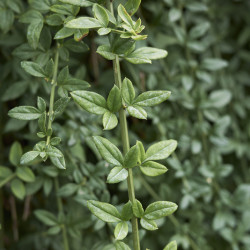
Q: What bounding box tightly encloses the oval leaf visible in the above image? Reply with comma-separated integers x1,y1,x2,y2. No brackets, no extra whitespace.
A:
107,166,128,184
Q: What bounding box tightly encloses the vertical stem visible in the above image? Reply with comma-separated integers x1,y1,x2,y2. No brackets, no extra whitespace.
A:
46,45,59,145
113,54,140,249
54,177,69,250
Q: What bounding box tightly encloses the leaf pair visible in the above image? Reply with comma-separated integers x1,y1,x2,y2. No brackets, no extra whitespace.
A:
132,200,178,231
121,78,171,119
87,200,133,240
71,85,122,130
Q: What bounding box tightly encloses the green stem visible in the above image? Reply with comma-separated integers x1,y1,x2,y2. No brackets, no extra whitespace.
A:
54,177,69,250
113,54,140,249
0,173,16,188
46,46,59,145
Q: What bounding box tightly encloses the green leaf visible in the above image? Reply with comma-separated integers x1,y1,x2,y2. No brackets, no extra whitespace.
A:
144,201,178,220
51,137,61,146
11,179,26,200
103,111,118,130
121,78,135,105
46,14,63,26
57,183,79,197
27,21,44,49
140,161,167,177
9,141,22,166
134,91,171,107
121,201,133,221
136,141,145,163
34,210,58,226
118,4,133,27
97,27,111,36
8,106,42,120
127,105,147,120
124,0,141,15
125,47,168,64
114,221,128,240
59,0,93,7
66,17,102,29
208,90,232,108
87,200,121,223
144,140,177,162
20,151,40,165
97,45,115,60
140,218,158,231
0,167,13,178
47,226,61,235
54,97,71,116
54,27,74,40
132,199,144,218
59,78,90,91
0,9,14,33
16,166,35,182
50,155,66,169
124,145,139,168
93,4,109,27
107,166,128,184
107,85,122,112
115,241,131,250
46,146,63,158
21,61,45,77
93,136,123,165
163,241,177,250
37,97,46,112
71,91,107,115
201,58,228,71
189,22,210,39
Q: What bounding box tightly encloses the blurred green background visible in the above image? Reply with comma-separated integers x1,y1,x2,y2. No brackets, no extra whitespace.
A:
0,0,250,249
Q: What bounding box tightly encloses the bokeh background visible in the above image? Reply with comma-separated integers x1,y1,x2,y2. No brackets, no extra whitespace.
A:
0,0,250,249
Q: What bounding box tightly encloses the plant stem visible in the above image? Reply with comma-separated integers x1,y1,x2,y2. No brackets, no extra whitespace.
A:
0,173,16,188
46,45,59,145
54,177,69,250
113,54,140,249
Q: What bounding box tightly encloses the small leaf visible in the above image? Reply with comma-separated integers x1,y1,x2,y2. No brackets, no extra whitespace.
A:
163,241,177,250
124,145,139,168
103,111,118,130
114,221,128,240
93,136,123,165
132,199,144,218
134,91,171,107
144,201,178,220
50,155,66,169
107,166,128,184
136,141,145,163
201,58,228,71
20,151,40,165
37,97,46,112
8,106,41,120
121,78,135,105
34,210,58,226
140,218,158,231
0,167,13,178
208,90,232,108
27,21,44,49
93,4,109,27
124,0,141,15
115,241,131,250
59,0,93,7
50,137,61,146
97,45,116,60
97,27,111,36
16,166,35,182
140,161,167,177
121,201,133,221
54,27,74,40
57,183,79,197
54,97,71,116
21,61,45,77
127,105,147,120
66,17,102,29
87,200,121,223
118,4,133,27
71,91,107,115
11,179,26,200
144,140,177,162
9,141,22,166
107,85,122,112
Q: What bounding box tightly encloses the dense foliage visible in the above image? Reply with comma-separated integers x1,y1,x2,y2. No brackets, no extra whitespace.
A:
0,0,250,250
